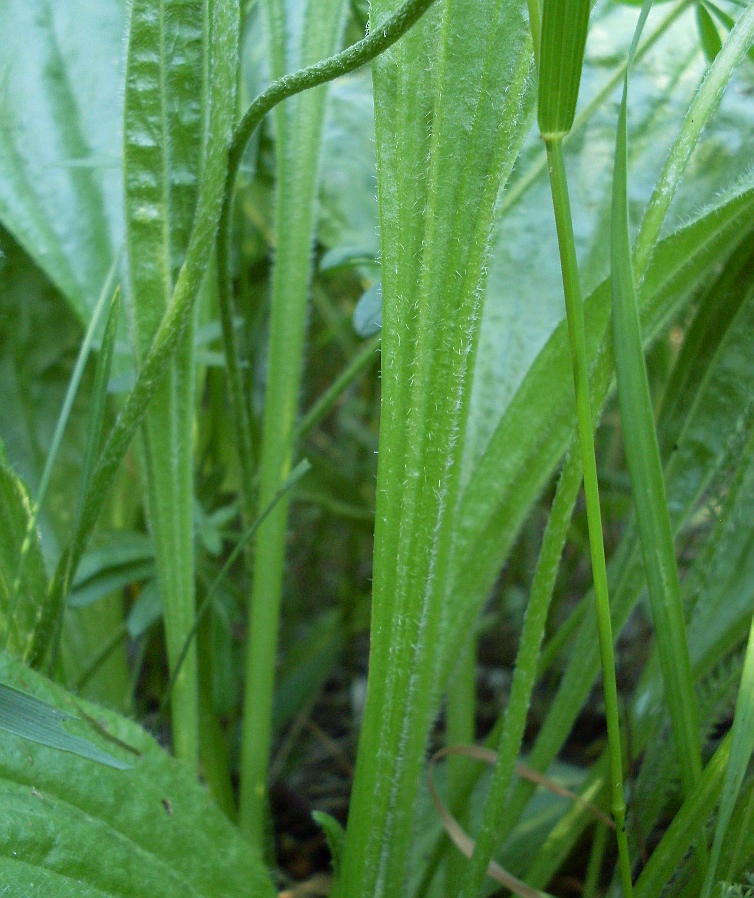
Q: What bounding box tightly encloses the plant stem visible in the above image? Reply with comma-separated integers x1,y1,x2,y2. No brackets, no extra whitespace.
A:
500,0,693,218
295,334,381,441
460,445,584,897
545,136,633,897
237,0,349,848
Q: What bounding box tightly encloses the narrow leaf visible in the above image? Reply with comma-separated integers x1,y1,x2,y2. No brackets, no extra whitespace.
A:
697,4,723,61
0,681,127,770
611,0,703,804
537,0,591,138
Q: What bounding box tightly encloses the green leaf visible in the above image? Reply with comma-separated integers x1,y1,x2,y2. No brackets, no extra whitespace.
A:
352,280,382,337
634,733,731,898
313,810,346,878
697,4,724,62
0,231,93,557
443,180,754,692
490,203,754,856
0,0,124,323
0,681,126,770
0,652,276,897
703,496,754,898
238,0,349,845
703,1,754,64
122,0,208,768
126,579,163,640
0,448,47,662
0,231,131,707
611,0,702,804
538,0,591,138
335,0,535,893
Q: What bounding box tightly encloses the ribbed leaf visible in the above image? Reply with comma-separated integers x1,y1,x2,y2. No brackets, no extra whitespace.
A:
538,0,591,138
0,652,275,898
123,0,210,767
489,202,754,850
335,1,535,894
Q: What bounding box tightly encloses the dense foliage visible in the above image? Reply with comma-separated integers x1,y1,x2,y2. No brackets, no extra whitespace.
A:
0,0,752,895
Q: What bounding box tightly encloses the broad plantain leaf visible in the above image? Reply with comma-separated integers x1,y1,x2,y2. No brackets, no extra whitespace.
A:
0,0,125,323
0,652,276,897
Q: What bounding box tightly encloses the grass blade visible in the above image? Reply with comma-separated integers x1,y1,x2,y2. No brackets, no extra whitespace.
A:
535,2,633,891
0,679,128,769
73,286,122,530
634,3,754,277
634,733,731,898
611,0,703,818
701,568,754,893
3,257,119,658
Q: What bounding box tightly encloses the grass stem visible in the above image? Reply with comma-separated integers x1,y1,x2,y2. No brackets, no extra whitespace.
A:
545,135,633,897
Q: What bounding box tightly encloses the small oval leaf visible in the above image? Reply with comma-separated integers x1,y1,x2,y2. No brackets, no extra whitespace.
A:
353,280,382,337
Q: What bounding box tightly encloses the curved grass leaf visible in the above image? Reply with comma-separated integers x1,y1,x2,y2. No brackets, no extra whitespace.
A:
634,733,731,898
0,652,275,898
447,185,754,858
611,0,702,811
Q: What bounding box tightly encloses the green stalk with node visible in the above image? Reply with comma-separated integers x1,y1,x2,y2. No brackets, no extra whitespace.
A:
538,1,633,893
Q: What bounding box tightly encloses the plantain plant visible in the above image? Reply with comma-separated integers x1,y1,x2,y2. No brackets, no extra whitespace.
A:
0,0,753,895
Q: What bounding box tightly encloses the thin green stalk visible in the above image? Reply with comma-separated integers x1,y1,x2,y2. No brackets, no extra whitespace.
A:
295,333,380,441
545,135,632,897
500,0,692,218
238,0,349,848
